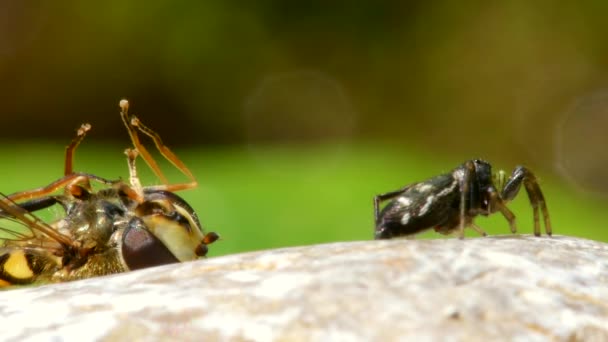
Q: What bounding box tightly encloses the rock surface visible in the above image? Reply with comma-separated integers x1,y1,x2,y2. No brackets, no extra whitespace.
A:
1,235,608,341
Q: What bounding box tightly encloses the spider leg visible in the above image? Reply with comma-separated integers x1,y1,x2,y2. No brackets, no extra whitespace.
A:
119,100,197,192
501,166,551,236
488,188,517,233
457,161,477,239
373,186,412,224
469,222,488,237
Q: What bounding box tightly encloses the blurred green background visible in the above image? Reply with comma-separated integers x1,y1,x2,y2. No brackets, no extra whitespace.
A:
2,1,608,256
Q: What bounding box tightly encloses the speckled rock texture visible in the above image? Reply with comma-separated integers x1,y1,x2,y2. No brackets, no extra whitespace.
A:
1,235,607,341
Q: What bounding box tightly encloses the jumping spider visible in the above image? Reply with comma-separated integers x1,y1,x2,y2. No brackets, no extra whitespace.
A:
374,159,552,239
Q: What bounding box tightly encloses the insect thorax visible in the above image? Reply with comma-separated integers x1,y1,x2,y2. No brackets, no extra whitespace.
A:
38,194,131,282
62,195,127,247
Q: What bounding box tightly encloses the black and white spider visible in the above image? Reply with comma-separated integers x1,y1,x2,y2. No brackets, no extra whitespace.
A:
374,159,552,239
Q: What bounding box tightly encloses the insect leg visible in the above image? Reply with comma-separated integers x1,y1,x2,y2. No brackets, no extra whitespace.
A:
501,166,551,236
12,196,61,214
373,186,411,224
120,100,169,185
64,123,91,176
5,173,114,203
129,117,196,188
119,100,197,192
125,148,144,198
6,122,107,207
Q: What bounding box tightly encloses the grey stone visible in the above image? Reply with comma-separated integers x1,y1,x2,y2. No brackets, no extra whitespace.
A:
1,235,608,341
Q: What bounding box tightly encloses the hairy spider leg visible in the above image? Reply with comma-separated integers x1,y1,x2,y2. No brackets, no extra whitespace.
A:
469,222,488,236
501,166,552,236
119,100,197,193
457,160,477,239
373,186,412,224
487,188,517,234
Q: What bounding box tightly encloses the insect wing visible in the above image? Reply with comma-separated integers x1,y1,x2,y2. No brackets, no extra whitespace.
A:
0,194,73,247
0,194,72,287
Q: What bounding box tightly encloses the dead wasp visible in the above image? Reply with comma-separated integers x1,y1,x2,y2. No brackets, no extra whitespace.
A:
374,159,552,239
0,100,218,287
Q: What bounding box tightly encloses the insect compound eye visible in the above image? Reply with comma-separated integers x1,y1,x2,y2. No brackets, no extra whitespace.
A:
135,190,210,262
121,217,180,270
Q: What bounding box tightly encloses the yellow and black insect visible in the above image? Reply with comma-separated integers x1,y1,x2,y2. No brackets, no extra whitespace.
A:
0,100,218,287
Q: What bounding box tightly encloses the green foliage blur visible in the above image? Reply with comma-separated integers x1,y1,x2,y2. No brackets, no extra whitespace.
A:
2,1,608,255
1,142,607,257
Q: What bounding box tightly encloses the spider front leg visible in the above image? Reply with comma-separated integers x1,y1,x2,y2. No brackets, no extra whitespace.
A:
500,166,552,236
487,188,517,234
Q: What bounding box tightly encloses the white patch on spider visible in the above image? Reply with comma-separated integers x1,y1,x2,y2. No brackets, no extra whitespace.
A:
437,179,458,197
418,195,435,215
416,183,434,192
398,197,412,206
452,168,465,181
401,212,411,224
417,179,458,216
